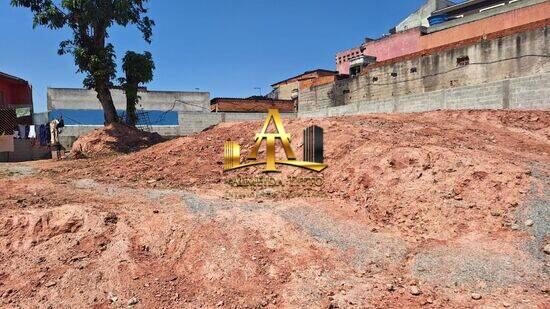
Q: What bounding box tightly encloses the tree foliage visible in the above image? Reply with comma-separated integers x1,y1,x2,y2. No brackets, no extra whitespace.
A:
11,0,154,124
119,51,155,127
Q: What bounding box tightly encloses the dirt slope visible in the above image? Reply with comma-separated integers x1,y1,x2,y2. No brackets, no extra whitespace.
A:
0,110,549,308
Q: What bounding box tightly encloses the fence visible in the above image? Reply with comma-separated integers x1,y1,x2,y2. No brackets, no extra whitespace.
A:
0,107,33,135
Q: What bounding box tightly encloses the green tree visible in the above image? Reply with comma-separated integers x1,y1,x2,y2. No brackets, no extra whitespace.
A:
119,51,155,127
11,0,154,124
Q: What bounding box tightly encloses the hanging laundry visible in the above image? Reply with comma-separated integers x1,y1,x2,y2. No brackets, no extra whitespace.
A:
18,124,27,139
46,125,51,146
38,125,46,146
28,125,36,139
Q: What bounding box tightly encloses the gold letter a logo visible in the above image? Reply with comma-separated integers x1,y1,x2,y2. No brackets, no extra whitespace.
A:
247,109,297,172
223,109,327,173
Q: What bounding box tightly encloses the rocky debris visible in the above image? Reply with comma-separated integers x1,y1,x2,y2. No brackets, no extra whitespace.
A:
471,293,482,300
104,213,118,225
525,219,534,227
410,286,422,296
103,212,118,225
544,244,550,255
127,297,139,306
107,292,118,303
44,281,57,288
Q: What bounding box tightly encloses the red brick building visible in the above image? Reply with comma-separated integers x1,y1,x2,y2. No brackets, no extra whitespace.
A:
211,97,295,113
0,72,33,135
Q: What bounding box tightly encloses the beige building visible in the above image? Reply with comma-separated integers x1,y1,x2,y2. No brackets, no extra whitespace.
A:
269,69,339,101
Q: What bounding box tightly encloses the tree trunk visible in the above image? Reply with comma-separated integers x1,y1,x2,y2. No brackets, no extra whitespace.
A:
96,85,119,125
126,95,137,127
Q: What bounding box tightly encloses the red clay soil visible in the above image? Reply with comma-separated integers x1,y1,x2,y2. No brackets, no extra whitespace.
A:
70,123,163,157
0,109,549,308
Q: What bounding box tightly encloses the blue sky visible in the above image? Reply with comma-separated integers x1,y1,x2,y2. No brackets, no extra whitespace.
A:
0,0,428,112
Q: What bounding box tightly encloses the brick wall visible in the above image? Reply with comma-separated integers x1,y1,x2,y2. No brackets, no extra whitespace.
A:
211,99,295,113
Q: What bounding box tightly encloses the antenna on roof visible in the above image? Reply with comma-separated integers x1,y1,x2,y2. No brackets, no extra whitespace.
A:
254,87,262,96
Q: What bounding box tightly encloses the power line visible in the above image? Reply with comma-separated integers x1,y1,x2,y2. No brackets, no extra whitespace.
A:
353,54,550,87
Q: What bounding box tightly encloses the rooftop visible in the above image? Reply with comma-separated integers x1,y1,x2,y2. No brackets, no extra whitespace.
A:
211,96,294,104
271,69,339,87
433,0,495,15
0,71,30,85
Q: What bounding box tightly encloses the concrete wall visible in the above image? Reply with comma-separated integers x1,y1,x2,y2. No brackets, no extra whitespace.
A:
33,112,49,125
58,112,298,148
47,88,211,112
177,112,296,136
0,139,50,162
271,81,299,100
178,113,224,136
298,72,550,118
303,25,550,111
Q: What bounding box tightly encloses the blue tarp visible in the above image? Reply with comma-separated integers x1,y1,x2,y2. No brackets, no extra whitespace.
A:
49,109,179,126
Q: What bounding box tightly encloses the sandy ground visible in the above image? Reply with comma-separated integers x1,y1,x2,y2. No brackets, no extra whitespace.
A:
0,110,549,308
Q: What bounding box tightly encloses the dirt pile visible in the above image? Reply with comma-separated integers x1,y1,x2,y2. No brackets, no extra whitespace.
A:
70,123,163,157
61,109,550,243
1,110,548,308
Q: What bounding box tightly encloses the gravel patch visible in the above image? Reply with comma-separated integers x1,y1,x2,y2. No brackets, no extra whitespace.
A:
279,206,406,267
0,164,36,178
413,244,542,291
74,178,100,189
516,163,550,259
181,192,244,216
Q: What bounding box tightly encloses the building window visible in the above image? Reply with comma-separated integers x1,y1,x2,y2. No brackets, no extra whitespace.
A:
457,56,470,66
343,90,350,94
0,91,4,105
391,72,398,77
372,77,378,82
410,67,417,73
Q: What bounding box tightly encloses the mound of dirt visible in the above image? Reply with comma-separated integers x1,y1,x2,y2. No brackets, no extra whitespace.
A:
1,110,549,308
70,123,164,157
58,109,550,239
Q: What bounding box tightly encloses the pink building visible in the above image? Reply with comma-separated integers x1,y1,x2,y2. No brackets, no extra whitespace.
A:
336,28,424,75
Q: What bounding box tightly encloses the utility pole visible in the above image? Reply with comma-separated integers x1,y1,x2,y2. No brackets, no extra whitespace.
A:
254,87,262,96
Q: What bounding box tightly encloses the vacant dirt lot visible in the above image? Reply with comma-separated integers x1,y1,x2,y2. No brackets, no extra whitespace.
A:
0,110,549,308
